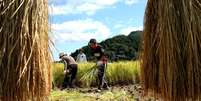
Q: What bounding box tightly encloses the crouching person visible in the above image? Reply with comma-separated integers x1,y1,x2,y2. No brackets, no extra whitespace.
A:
88,38,109,90
59,52,78,89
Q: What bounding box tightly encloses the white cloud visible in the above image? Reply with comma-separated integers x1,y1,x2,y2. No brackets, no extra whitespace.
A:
49,4,73,15
49,0,141,16
49,0,120,16
51,19,111,43
76,3,102,15
124,0,139,5
119,26,143,35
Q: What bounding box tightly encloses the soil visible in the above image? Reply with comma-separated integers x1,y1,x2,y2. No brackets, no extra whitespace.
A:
54,84,159,101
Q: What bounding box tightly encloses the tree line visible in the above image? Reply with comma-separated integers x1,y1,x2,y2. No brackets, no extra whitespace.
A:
71,31,143,62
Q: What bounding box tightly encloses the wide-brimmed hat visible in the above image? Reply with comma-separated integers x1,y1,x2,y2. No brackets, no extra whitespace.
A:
59,52,66,58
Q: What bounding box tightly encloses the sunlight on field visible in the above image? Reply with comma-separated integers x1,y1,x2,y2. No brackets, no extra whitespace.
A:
50,61,142,101
52,61,140,87
50,88,134,101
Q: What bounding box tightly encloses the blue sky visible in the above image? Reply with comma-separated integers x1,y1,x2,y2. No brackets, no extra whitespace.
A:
48,0,147,60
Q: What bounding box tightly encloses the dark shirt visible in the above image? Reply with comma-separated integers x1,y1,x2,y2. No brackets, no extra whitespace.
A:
90,45,105,61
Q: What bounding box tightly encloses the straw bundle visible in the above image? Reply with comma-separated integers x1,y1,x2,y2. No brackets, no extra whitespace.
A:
0,0,51,101
141,0,201,101
80,65,97,87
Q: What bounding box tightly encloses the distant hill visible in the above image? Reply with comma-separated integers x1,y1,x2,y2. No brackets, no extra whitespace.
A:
71,31,143,61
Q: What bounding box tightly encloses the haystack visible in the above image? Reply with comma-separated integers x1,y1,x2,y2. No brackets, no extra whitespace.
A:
0,0,51,100
141,0,201,101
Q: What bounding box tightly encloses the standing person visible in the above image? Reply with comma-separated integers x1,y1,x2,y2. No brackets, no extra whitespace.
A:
76,49,87,63
88,38,109,90
59,52,78,89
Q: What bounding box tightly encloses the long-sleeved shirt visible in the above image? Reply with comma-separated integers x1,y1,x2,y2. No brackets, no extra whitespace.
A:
76,53,87,63
90,45,107,61
62,56,77,70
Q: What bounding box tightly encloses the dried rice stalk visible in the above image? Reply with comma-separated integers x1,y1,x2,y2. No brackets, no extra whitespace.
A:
0,0,51,101
141,0,201,101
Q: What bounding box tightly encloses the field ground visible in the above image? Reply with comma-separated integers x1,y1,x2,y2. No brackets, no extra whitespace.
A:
50,84,157,101
50,61,157,100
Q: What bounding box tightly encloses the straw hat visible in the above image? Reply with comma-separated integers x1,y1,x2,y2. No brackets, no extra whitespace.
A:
59,52,66,58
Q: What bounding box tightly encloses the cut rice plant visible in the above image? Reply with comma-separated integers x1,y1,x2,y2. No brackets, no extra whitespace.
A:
79,65,98,87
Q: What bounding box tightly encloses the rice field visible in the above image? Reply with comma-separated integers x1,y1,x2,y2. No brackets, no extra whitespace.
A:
52,61,140,88
50,61,143,101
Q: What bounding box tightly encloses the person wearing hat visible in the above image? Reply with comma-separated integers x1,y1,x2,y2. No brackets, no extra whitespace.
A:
59,52,78,89
88,38,109,90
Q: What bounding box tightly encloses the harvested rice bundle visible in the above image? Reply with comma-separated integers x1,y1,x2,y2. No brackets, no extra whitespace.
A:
141,0,201,101
0,0,51,101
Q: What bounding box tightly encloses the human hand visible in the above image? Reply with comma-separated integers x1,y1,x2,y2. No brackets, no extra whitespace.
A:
64,70,70,75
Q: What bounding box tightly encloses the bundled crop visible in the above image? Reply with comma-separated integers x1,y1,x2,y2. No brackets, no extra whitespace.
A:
141,0,201,101
0,0,51,101
79,64,97,87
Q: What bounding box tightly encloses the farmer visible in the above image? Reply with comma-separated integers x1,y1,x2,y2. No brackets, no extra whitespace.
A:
88,38,109,90
76,48,87,63
59,52,78,89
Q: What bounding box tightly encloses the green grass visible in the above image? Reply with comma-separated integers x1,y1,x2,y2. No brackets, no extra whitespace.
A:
49,89,134,101
52,61,140,87
50,90,92,101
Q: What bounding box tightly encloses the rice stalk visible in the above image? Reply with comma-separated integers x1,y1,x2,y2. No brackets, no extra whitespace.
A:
141,0,201,101
0,0,51,101
80,65,97,87
52,61,140,87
